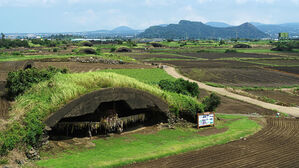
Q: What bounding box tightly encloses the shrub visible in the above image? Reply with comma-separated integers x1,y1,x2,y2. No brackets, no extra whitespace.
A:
96,47,101,54
80,41,93,47
233,44,252,48
116,47,132,52
225,49,237,53
11,51,23,56
110,47,117,52
52,48,58,52
202,93,221,112
5,67,68,99
159,78,199,97
151,43,163,47
78,47,97,54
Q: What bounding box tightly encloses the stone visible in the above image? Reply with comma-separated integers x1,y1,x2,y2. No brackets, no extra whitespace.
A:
15,159,24,165
26,148,40,160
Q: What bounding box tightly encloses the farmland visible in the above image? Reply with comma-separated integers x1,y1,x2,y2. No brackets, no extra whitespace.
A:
0,39,298,167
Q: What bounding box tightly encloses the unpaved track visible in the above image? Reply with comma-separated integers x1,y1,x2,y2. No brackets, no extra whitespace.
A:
125,118,299,168
164,66,299,117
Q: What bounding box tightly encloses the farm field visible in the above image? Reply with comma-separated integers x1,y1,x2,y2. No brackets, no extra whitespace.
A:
127,118,299,168
164,60,299,87
246,90,299,107
0,39,299,167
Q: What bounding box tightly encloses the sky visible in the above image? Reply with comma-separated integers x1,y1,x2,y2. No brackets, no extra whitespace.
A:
0,0,298,33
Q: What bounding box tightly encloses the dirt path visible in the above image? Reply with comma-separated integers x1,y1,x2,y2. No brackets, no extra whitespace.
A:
164,66,299,118
125,118,299,168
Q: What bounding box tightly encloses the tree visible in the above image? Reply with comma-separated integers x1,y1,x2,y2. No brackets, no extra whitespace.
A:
1,33,5,40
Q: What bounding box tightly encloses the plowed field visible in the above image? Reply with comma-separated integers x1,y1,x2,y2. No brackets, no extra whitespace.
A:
125,118,299,168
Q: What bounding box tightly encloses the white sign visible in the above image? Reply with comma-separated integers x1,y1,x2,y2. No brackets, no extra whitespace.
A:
198,113,215,128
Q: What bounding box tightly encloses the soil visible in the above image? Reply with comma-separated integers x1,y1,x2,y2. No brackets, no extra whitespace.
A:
198,89,277,116
180,52,282,60
118,53,193,61
247,90,299,107
125,118,299,168
158,60,299,87
269,66,299,76
164,66,299,117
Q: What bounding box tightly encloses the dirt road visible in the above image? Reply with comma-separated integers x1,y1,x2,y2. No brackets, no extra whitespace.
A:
164,66,299,118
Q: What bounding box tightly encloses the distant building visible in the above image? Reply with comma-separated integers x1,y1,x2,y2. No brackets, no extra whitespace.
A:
278,32,289,40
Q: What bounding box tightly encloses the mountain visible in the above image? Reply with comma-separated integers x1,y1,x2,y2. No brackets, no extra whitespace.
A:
206,22,232,28
139,20,268,39
250,22,299,38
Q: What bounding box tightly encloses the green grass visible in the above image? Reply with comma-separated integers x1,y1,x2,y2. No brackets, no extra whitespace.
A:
99,68,175,84
36,114,261,168
205,82,226,88
0,159,8,165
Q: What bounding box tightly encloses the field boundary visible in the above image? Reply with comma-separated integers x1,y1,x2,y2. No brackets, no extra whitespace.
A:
164,66,299,117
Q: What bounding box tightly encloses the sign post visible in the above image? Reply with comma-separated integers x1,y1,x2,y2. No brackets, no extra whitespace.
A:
197,112,215,129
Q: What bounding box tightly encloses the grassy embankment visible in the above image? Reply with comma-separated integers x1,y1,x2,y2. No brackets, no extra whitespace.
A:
0,69,202,156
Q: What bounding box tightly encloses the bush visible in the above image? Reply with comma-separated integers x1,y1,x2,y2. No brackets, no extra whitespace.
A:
80,41,93,47
159,78,199,97
11,51,23,56
5,67,68,99
233,44,252,48
52,48,58,52
78,47,97,54
225,49,237,53
110,47,117,52
202,93,221,112
116,47,132,52
151,43,163,47
271,41,299,51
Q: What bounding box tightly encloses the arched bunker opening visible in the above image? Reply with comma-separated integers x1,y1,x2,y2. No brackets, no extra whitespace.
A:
45,88,169,139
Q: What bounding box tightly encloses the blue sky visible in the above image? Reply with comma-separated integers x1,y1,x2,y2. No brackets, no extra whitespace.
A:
0,0,298,33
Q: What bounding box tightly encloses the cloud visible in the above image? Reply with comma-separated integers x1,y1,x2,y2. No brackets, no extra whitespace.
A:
0,0,57,7
236,0,276,4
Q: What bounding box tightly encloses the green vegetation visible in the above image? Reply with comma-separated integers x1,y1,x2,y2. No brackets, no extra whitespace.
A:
5,67,68,99
0,71,202,156
36,114,261,168
202,93,221,112
0,39,29,48
158,78,200,97
271,41,299,51
100,68,175,84
0,159,8,165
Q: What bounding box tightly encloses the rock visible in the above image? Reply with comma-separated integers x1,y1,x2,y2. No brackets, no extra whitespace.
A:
2,166,9,168
26,148,40,160
15,159,24,165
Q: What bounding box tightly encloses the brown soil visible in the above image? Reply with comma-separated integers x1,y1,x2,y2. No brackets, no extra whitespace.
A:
181,52,282,60
160,60,299,87
33,62,153,73
118,53,193,61
269,66,299,76
125,118,299,168
199,89,276,116
247,90,299,107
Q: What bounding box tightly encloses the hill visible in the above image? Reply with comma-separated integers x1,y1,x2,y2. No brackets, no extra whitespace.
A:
138,20,268,39
250,22,299,38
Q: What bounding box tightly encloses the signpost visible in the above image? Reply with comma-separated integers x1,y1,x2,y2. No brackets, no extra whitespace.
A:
197,112,215,129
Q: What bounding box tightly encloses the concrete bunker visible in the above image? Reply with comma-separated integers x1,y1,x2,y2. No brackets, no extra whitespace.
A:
45,88,169,138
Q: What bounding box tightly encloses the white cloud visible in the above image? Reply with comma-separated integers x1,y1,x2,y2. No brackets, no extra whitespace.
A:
0,0,57,7
236,0,276,4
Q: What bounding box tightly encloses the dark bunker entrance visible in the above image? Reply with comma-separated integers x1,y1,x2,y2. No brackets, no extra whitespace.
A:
45,88,169,139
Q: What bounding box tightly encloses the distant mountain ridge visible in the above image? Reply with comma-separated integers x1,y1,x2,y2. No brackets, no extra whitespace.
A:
250,22,299,37
139,20,268,39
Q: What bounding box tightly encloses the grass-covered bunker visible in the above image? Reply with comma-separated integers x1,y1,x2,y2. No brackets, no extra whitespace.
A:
0,71,202,155
46,88,169,137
